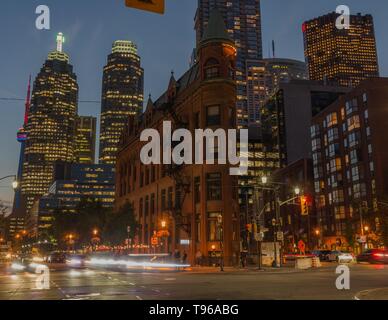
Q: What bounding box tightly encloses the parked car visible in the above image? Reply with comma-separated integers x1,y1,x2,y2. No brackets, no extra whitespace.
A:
326,251,354,263
311,250,331,261
357,249,388,264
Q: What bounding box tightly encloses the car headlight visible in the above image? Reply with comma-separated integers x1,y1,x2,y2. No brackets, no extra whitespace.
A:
11,263,26,271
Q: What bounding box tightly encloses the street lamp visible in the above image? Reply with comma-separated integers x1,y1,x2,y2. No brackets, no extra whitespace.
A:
294,187,301,196
0,175,18,190
217,214,224,272
261,176,268,185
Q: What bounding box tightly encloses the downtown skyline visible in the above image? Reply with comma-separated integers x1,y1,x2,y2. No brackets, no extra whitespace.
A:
1,0,388,208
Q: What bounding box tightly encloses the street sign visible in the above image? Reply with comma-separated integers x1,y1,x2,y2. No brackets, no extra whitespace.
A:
276,231,284,241
255,232,264,242
298,240,306,254
125,0,165,14
151,237,159,246
357,236,367,243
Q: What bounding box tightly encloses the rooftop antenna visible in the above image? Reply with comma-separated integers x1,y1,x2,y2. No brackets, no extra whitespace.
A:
56,32,65,52
272,40,276,58
24,75,32,125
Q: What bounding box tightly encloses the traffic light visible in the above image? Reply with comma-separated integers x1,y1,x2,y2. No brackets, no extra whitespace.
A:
300,196,309,216
125,0,165,14
246,224,252,233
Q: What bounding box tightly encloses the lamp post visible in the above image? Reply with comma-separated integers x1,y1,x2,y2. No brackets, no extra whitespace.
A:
217,214,224,272
261,176,301,268
0,175,18,190
161,220,168,254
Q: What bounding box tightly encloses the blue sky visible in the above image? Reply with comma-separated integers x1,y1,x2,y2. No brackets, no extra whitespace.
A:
0,0,387,207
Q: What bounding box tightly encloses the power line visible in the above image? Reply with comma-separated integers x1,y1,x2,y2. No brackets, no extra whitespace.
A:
0,97,101,104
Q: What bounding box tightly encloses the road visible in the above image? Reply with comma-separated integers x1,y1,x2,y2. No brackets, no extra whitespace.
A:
1,263,388,300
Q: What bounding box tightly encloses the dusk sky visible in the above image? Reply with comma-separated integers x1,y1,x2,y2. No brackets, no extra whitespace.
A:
1,0,387,207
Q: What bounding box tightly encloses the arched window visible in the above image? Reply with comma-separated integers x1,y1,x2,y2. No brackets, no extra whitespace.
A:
204,58,220,79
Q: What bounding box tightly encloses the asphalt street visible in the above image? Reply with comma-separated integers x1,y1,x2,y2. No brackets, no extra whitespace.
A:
1,263,388,300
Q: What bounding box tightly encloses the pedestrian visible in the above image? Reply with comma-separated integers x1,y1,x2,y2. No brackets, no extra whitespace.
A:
174,249,181,263
182,251,188,264
195,250,203,266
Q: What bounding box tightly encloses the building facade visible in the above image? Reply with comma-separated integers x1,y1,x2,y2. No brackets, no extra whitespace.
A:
75,116,97,164
311,78,388,250
271,158,317,252
246,58,308,124
303,12,379,87
195,0,263,127
99,40,144,165
116,10,240,265
32,162,115,239
260,80,350,167
21,33,78,213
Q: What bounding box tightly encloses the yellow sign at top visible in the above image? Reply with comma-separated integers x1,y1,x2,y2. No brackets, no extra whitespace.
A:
125,0,165,14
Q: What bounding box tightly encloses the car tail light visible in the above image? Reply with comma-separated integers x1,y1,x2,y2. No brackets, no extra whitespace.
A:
373,253,385,257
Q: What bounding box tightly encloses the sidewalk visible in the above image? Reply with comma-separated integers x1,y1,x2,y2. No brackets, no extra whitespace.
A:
355,288,388,300
186,264,302,274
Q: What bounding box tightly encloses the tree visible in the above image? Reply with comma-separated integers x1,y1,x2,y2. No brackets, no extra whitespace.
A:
345,220,355,249
52,197,109,249
103,201,138,246
0,200,9,239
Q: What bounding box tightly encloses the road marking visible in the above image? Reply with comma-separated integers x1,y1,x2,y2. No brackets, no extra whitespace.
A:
129,282,135,286
75,293,101,298
165,278,176,281
136,295,143,300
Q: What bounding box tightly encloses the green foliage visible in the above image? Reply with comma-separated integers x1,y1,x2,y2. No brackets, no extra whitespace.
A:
103,201,138,246
380,213,388,248
52,197,109,249
345,220,355,248
52,198,138,249
0,200,9,238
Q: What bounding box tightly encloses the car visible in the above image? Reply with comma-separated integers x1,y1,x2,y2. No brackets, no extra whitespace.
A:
357,249,388,264
312,250,331,261
47,252,66,264
65,254,87,268
327,251,354,263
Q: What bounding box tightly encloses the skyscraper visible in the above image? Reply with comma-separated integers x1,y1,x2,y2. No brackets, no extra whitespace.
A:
195,0,263,127
99,40,144,165
12,76,31,214
246,58,308,123
21,33,78,212
303,12,379,87
75,116,97,164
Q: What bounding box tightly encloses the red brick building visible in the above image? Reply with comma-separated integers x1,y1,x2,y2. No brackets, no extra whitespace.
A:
116,10,240,265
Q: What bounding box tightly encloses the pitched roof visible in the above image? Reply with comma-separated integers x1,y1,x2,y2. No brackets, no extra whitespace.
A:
201,9,232,44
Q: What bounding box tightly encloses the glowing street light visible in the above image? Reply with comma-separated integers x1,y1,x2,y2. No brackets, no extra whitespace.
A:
0,175,18,190
294,187,301,196
261,176,268,184
161,220,167,229
12,180,18,190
